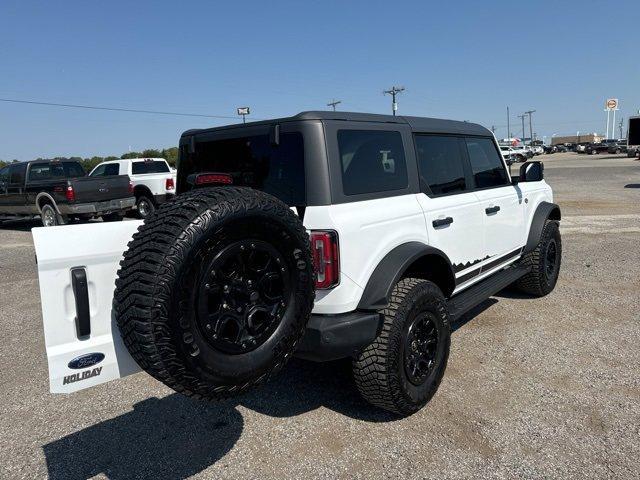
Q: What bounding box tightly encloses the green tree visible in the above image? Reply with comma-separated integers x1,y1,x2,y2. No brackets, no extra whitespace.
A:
121,151,142,159
161,147,179,167
0,160,7,169
141,149,162,158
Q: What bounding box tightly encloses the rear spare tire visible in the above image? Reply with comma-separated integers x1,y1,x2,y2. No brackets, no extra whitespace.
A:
114,187,315,399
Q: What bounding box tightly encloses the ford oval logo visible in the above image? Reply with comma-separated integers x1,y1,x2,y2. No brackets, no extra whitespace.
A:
68,353,105,370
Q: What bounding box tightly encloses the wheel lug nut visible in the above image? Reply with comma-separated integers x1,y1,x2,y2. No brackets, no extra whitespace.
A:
206,324,211,329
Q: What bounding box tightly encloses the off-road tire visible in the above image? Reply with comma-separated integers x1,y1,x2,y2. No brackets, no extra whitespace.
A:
515,220,561,296
353,278,451,416
114,187,315,400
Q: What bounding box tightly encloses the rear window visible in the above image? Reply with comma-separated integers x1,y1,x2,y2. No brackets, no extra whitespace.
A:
184,132,305,206
337,130,407,196
132,160,170,175
28,162,85,181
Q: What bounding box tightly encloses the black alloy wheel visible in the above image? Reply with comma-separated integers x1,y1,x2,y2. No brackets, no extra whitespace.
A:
543,238,558,283
197,239,290,355
403,313,440,386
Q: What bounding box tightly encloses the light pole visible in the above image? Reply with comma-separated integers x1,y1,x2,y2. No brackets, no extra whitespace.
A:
237,107,250,123
383,86,405,116
518,114,526,143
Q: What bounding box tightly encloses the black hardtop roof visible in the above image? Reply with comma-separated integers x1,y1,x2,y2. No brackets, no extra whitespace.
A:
181,111,492,138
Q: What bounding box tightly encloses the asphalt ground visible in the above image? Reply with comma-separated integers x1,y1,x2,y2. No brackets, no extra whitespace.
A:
0,152,638,479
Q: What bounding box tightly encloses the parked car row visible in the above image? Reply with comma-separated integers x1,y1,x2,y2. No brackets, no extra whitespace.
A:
0,157,176,226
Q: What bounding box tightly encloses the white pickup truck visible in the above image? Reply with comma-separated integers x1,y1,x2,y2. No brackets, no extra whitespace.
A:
89,158,176,218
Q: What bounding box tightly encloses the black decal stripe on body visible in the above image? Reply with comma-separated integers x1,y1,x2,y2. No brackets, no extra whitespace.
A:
479,247,523,274
455,247,524,286
452,255,491,273
456,267,482,284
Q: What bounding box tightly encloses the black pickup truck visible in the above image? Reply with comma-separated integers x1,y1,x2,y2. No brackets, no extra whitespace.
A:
0,160,136,226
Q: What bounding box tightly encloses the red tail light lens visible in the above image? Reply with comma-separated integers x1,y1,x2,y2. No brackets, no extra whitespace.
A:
65,185,75,202
311,230,339,289
165,178,175,191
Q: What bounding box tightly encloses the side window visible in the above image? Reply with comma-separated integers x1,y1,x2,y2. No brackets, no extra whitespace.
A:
337,130,408,196
90,164,106,177
28,164,52,181
414,135,467,195
465,138,509,189
9,163,27,185
0,167,9,193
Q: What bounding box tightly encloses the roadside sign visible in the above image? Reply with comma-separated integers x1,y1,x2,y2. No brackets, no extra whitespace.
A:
237,107,250,115
605,98,619,111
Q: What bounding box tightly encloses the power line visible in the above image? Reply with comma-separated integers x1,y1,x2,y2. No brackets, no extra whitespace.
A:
0,98,247,120
327,99,342,111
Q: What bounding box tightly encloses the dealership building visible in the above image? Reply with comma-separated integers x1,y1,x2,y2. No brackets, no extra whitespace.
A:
551,133,604,145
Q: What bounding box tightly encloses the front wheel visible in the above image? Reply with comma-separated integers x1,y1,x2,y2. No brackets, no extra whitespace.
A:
353,278,451,416
515,221,561,296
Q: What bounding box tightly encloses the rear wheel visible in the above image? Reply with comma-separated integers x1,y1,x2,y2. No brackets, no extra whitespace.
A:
41,204,67,227
353,278,450,416
114,187,315,400
135,195,155,219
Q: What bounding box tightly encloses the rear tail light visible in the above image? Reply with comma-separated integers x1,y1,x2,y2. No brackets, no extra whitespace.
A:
311,230,339,289
165,178,175,191
128,181,134,194
65,185,75,202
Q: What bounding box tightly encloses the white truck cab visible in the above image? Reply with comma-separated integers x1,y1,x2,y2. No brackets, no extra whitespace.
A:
89,158,176,218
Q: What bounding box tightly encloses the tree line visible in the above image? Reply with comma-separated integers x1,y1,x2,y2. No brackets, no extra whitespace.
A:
0,147,179,172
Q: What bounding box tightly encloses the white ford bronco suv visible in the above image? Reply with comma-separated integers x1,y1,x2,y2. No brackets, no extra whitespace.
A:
33,112,561,416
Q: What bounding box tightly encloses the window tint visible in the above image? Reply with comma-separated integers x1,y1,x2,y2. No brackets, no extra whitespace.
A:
337,130,407,196
185,132,305,206
414,135,467,195
90,163,119,177
132,160,170,175
8,163,27,185
465,138,509,189
62,162,86,178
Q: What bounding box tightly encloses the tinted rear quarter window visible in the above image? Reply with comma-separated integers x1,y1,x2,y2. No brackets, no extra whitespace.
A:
465,138,509,188
415,135,467,195
337,130,407,196
132,160,170,175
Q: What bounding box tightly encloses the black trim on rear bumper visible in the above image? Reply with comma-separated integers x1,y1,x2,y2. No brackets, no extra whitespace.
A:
295,311,383,362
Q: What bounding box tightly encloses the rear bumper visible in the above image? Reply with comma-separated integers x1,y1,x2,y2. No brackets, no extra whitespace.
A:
59,197,136,215
153,193,175,204
296,311,382,362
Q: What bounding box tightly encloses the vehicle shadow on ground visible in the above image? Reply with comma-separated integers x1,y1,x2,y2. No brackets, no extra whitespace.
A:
0,218,41,231
42,298,502,480
624,183,640,189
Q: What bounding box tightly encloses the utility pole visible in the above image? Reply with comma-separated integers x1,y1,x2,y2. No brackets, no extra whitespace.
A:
383,86,405,116
618,118,624,139
525,110,536,145
517,114,526,142
507,106,511,138
327,99,341,111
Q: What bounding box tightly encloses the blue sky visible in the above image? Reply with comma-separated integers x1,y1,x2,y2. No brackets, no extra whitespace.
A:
1,0,638,160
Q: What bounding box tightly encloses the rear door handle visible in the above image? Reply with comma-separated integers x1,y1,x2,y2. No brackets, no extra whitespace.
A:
432,217,453,228
485,206,500,215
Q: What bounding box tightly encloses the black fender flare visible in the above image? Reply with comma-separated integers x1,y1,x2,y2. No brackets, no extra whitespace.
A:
357,242,455,310
524,201,561,253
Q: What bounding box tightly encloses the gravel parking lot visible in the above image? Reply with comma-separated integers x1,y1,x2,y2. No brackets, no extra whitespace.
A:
0,152,638,479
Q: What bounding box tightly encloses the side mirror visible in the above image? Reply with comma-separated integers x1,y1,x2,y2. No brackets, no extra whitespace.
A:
519,161,544,182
